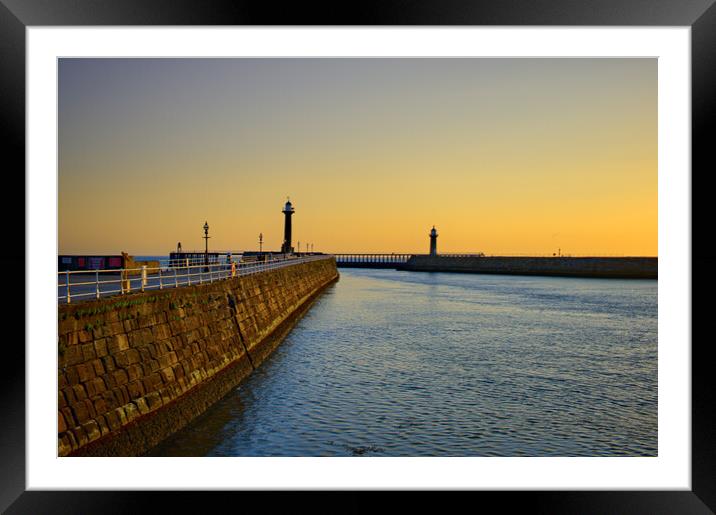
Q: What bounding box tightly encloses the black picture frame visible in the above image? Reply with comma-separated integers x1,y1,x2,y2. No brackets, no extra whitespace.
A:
3,1,714,513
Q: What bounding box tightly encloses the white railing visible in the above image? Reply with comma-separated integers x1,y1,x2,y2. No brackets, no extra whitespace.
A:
58,255,332,304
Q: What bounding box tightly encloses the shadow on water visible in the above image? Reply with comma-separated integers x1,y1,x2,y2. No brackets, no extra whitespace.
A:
146,392,248,457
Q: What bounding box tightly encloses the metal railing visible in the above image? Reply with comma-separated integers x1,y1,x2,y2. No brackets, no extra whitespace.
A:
333,253,413,264
58,255,332,304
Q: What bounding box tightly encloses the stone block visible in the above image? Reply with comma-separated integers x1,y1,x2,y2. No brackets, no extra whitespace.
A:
93,396,109,415
71,384,87,401
127,330,141,348
94,339,108,358
169,319,184,335
83,398,98,419
139,347,153,362
127,379,145,399
148,343,161,359
157,353,173,369
61,406,77,429
91,359,105,376
126,348,141,365
105,409,121,431
94,376,107,393
127,364,144,382
135,396,150,415
137,314,154,329
133,327,154,347
107,333,130,354
101,389,117,406
78,329,93,343
113,369,129,386
70,401,91,425
172,363,185,379
91,325,105,340
82,420,101,443
159,387,174,405
113,406,128,426
152,323,171,341
116,385,130,405
103,370,117,389
106,321,124,336
85,377,106,397
124,402,140,423
176,376,187,391
140,361,153,376
141,373,159,393
145,391,163,410
61,386,77,406
114,350,130,368
62,345,84,367
159,367,175,384
102,354,116,373
153,340,170,357
58,433,74,456
58,411,67,433
66,331,80,346
97,415,110,436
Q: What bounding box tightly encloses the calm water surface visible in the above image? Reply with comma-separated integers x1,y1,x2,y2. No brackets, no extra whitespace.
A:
149,269,657,457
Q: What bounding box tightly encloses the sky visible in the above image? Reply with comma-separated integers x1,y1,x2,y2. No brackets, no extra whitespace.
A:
58,58,657,256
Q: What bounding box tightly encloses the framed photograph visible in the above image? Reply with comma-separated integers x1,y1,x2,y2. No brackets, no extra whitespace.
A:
5,0,714,512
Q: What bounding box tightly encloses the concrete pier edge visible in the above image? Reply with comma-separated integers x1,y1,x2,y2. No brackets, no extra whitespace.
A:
398,256,657,279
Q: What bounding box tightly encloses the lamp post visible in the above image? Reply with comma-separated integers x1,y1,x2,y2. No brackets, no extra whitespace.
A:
259,233,263,253
203,221,210,267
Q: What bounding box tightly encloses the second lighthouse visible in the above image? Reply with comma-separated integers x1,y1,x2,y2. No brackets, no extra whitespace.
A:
281,198,295,254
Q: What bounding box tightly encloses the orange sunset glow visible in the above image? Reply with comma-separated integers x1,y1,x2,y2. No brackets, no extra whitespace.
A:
59,58,656,256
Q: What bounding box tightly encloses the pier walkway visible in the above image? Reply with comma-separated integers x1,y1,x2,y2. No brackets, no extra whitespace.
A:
57,255,332,304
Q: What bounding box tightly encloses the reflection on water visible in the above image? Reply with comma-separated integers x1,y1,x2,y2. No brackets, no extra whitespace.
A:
149,269,657,457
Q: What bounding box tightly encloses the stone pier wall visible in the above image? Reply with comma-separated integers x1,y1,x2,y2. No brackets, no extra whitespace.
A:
57,258,339,457
400,256,657,279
